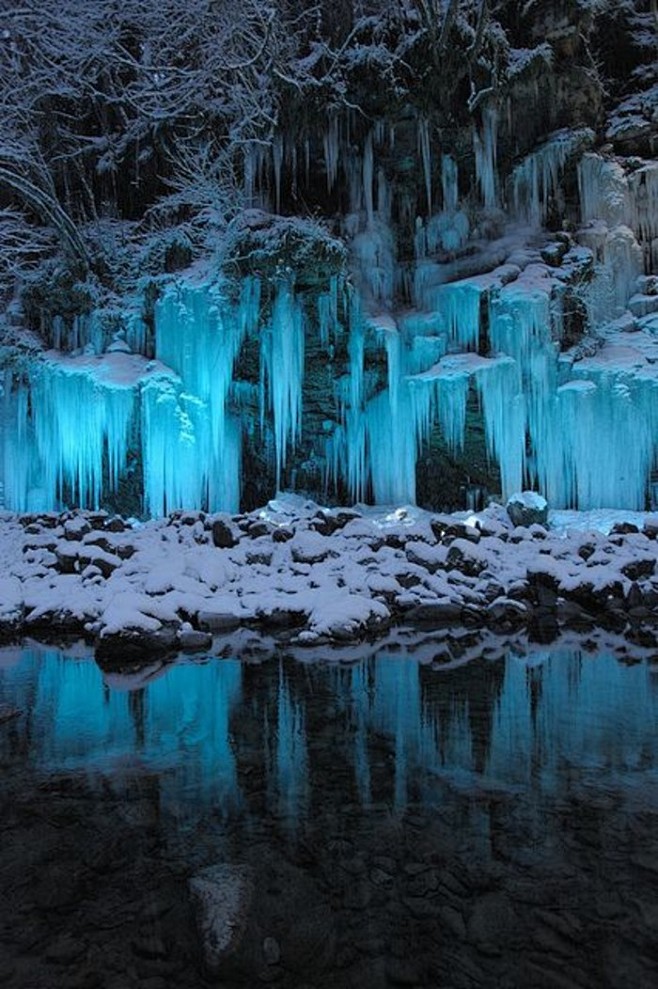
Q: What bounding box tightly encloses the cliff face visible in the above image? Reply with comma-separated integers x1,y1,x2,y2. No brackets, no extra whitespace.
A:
1,1,657,516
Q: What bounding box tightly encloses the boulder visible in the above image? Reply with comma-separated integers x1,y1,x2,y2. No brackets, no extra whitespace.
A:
506,491,548,528
178,627,212,652
189,864,254,975
211,517,240,549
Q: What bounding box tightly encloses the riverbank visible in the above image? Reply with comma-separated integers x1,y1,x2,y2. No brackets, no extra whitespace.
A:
2,497,658,659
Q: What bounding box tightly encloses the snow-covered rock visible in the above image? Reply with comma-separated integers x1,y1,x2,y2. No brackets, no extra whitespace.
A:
3,498,658,654
506,491,549,528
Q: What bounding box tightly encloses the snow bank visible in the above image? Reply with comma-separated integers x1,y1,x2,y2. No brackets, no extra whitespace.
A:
3,496,658,658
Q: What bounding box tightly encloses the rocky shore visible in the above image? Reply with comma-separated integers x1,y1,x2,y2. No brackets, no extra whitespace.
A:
2,496,658,659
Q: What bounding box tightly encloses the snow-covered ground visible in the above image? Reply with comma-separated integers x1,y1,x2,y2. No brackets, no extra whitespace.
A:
1,495,658,658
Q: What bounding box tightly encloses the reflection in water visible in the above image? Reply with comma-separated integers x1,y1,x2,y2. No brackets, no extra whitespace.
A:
1,642,658,989
1,646,657,819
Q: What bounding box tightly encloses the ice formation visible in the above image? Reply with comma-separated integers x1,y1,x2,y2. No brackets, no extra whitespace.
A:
2,355,138,512
3,117,658,516
474,106,498,208
511,129,592,226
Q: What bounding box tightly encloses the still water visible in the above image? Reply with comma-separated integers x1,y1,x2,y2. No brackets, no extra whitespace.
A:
1,640,657,988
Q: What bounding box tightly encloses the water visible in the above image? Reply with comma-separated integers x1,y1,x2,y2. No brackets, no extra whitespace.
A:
1,640,658,988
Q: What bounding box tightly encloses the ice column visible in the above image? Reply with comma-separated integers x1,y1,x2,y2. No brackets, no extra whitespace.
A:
418,117,432,214
146,278,258,514
474,106,498,208
261,280,305,487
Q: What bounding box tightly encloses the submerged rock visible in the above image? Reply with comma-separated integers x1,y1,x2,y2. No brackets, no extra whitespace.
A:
189,864,254,974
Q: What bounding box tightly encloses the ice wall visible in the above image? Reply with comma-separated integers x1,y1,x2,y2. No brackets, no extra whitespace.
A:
4,111,658,516
2,354,138,512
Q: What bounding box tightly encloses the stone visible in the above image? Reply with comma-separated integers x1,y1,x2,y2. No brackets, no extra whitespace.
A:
446,539,487,577
621,557,656,581
246,549,273,566
197,610,241,632
247,521,272,539
556,600,595,627
96,627,179,661
55,545,79,574
104,516,126,532
431,518,481,544
272,526,294,543
506,491,548,528
178,627,212,652
610,521,640,535
63,517,91,540
262,936,281,966
487,597,529,627
626,582,645,610
405,542,443,573
406,601,463,625
212,518,239,549
85,549,121,578
188,864,254,974
291,533,334,564
540,241,569,266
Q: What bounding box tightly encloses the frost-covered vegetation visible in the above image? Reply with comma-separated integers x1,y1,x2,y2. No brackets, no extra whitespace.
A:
1,0,653,306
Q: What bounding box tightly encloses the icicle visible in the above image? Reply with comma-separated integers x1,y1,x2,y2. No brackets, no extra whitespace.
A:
473,106,498,208
425,210,469,255
418,117,432,215
414,217,426,261
377,167,392,223
579,223,644,319
441,154,459,214
323,117,339,192
405,334,447,375
365,388,417,504
512,128,592,226
578,153,630,228
436,372,469,452
290,143,298,200
475,357,526,498
346,148,363,214
318,275,340,347
363,131,375,226
554,372,658,510
629,162,658,268
5,354,136,512
1,377,37,511
243,143,256,206
272,132,283,213
261,281,305,487
125,313,147,356
435,282,482,351
147,278,259,513
351,221,396,305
